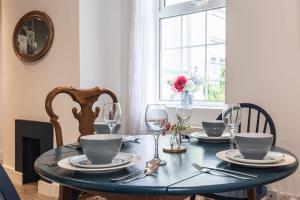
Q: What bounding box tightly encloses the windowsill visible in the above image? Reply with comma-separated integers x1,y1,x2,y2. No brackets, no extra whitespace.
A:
161,100,224,110
166,104,223,110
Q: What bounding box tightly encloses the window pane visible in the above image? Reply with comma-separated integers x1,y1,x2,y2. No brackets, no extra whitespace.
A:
160,49,181,100
182,12,206,47
161,17,181,49
160,68,182,100
207,44,225,80
207,80,225,101
182,47,205,79
207,8,226,44
161,49,181,70
164,0,192,6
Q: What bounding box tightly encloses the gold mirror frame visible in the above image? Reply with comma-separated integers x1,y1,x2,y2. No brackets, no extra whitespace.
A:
13,11,54,62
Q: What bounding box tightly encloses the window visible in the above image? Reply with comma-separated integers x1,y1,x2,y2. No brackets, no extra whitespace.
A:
158,0,226,106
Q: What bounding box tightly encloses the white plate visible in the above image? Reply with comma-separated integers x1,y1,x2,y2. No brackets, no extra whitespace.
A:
58,154,141,173
225,149,285,164
69,153,134,169
190,131,230,143
216,150,296,168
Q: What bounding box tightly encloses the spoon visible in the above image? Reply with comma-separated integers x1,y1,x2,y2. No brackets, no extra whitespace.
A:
121,160,159,183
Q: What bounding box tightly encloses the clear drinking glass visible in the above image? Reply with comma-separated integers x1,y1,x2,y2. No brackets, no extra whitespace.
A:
222,104,241,149
176,104,192,142
145,104,168,166
103,103,121,134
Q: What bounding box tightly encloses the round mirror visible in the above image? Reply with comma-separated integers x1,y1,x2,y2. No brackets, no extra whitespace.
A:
13,11,54,62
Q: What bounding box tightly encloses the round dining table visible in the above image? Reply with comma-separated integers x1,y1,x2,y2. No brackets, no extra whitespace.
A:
34,135,298,200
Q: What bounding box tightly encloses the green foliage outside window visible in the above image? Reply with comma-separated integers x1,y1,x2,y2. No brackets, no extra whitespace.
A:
207,64,225,101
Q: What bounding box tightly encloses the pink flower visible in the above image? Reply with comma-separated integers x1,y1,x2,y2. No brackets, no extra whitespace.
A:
173,75,187,93
162,122,172,136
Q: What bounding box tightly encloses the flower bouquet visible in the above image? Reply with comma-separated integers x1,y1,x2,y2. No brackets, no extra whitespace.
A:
168,74,200,105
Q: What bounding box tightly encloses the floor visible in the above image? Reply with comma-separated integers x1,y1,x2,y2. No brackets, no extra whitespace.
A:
14,183,56,200
14,182,204,200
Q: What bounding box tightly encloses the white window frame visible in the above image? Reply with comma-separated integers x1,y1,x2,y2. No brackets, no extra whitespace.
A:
155,0,226,108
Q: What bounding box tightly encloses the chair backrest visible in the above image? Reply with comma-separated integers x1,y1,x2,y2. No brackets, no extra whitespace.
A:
45,86,118,147
0,165,21,200
217,103,276,145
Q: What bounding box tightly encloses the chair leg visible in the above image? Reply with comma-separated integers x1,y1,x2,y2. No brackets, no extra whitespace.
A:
59,185,72,200
247,188,256,200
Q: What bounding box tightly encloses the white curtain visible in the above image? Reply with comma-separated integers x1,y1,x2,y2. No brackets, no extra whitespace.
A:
127,0,156,134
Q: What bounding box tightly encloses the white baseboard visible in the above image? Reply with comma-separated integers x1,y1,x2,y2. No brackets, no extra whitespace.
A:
3,165,22,185
38,180,59,198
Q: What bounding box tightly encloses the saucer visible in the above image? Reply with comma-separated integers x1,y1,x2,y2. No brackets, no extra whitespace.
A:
190,131,230,143
58,154,140,173
225,149,285,164
69,152,134,168
216,150,296,168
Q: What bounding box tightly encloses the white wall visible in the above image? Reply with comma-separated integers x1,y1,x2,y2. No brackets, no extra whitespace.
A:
80,0,125,124
227,0,300,195
1,0,80,169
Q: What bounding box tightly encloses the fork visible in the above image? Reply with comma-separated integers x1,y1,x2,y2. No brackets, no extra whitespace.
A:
192,163,253,180
197,164,258,178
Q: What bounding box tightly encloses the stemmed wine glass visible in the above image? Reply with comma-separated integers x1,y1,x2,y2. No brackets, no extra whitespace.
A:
176,104,192,142
222,104,241,149
103,103,121,134
145,104,168,166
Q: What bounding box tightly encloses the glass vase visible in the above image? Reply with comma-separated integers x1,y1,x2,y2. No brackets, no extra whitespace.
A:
170,132,182,150
181,91,193,106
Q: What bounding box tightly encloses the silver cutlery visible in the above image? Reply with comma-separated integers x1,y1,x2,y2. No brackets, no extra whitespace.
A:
110,170,144,182
65,143,81,150
192,163,254,180
45,161,58,167
196,164,258,178
122,160,159,183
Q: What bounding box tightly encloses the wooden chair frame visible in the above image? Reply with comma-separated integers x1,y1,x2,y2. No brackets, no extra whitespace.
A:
45,86,118,147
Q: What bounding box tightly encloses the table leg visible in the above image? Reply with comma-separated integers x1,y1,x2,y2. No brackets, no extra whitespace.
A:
247,188,256,200
59,185,72,200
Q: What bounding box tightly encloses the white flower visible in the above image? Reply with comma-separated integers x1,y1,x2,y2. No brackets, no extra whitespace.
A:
184,80,195,92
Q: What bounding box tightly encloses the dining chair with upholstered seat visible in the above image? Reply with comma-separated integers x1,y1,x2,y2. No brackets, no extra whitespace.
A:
45,86,118,200
191,102,276,200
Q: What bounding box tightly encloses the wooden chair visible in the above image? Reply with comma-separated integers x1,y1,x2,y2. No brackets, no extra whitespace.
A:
45,86,118,200
45,86,118,147
191,103,276,200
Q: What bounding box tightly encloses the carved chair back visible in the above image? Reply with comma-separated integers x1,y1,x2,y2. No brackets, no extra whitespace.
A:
45,86,118,147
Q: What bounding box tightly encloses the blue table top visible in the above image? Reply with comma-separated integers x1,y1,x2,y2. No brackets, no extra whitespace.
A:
34,135,298,195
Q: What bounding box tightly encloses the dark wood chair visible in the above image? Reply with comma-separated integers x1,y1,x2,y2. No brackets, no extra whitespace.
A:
45,86,118,200
191,103,276,200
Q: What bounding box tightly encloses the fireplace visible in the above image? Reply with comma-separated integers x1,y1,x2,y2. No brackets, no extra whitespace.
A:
15,119,53,184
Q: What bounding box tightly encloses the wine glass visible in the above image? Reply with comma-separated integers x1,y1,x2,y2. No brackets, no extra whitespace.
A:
145,104,168,166
222,104,241,149
103,103,121,134
176,104,192,142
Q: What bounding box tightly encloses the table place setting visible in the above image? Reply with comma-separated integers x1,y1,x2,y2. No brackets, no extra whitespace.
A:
215,132,297,168
57,134,142,173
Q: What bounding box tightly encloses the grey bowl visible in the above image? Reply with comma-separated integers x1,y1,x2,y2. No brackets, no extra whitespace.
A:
80,134,123,164
202,120,226,137
235,133,273,160
94,122,121,134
